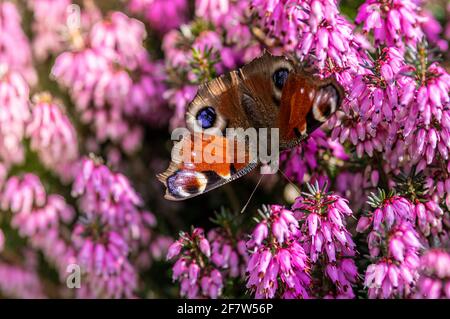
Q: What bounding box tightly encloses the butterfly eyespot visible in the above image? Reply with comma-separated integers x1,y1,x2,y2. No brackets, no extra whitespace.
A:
310,83,341,125
272,68,289,90
196,106,216,129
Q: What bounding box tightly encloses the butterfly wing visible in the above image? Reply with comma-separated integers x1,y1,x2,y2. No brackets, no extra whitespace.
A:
229,51,344,149
158,69,258,200
277,71,344,149
237,52,296,129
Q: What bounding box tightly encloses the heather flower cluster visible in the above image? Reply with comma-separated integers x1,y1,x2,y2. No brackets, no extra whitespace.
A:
70,156,158,298
167,227,224,298
1,173,77,280
415,249,450,298
293,183,358,298
0,0,449,300
355,0,424,48
167,208,249,298
51,9,166,155
357,190,422,298
281,129,349,185
27,92,79,180
0,67,30,167
246,205,310,299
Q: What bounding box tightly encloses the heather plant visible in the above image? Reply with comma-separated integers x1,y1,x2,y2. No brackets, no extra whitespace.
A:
0,0,449,299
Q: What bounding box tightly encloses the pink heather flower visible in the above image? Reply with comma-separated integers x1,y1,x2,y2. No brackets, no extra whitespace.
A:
419,9,448,52
0,262,45,298
426,172,450,211
89,11,147,70
202,1,261,64
31,228,77,280
161,29,191,71
293,183,358,298
412,200,445,242
396,57,450,171
1,174,75,235
252,0,365,84
281,129,348,184
126,59,168,126
70,155,153,298
322,258,359,299
197,0,259,65
71,156,146,236
446,4,450,40
0,1,36,85
148,235,173,262
364,221,421,299
51,47,108,91
358,192,414,234
128,0,188,34
387,221,422,262
52,11,165,153
52,47,140,152
27,0,71,61
11,194,75,238
364,259,415,299
72,221,137,298
208,228,249,278
246,205,310,299
355,0,424,48
0,173,77,279
293,185,356,262
71,156,156,279
415,249,450,299
1,174,46,214
248,205,299,246
336,166,380,211
196,0,231,26
251,0,307,50
330,47,404,157
167,228,224,299
167,241,183,261
297,1,366,86
26,93,79,180
0,68,31,167
164,85,198,130
360,191,421,298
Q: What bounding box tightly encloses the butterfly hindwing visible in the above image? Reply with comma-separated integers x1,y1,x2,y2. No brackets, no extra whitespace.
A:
277,71,344,148
157,132,257,200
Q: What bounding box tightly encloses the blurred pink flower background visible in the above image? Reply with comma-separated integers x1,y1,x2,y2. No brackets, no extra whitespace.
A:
0,0,449,299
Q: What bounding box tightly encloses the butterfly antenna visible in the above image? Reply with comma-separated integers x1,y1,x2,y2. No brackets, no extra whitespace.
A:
277,167,302,197
240,174,265,214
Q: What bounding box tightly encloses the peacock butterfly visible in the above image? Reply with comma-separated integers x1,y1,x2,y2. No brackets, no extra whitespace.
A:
157,51,344,200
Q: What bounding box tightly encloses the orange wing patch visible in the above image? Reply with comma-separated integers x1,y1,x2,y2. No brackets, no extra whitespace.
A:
157,132,255,200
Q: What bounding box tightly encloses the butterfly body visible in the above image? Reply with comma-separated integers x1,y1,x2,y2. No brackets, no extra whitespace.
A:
158,51,344,200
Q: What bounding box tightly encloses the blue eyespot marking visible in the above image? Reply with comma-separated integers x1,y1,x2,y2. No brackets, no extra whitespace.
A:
196,106,216,129
273,68,289,89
